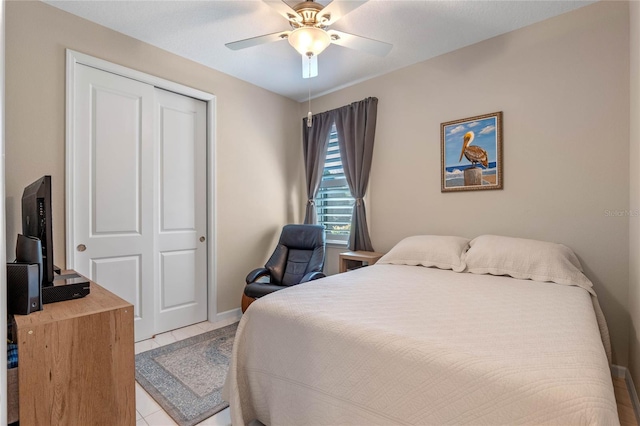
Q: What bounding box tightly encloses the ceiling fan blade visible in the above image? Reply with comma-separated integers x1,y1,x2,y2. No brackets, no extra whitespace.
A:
318,0,368,26
263,0,302,24
225,31,291,51
302,55,318,79
327,30,392,57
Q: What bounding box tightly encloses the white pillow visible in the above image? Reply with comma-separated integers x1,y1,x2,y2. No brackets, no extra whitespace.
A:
463,234,592,288
377,235,470,272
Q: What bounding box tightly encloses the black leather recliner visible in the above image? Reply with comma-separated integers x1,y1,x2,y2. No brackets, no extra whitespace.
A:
241,224,326,312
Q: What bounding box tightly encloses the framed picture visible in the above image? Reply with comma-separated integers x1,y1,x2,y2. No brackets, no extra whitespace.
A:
441,111,503,192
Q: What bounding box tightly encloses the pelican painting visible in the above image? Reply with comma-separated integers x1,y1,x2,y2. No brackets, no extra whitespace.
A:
440,111,503,192
459,131,488,168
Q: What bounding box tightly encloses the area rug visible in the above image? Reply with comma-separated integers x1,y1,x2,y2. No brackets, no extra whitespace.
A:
135,322,238,426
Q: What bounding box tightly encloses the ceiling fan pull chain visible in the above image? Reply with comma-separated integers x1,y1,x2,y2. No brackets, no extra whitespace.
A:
307,53,313,128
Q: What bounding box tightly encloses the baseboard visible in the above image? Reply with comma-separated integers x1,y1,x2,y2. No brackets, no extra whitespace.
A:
213,308,242,326
612,364,640,422
612,364,627,378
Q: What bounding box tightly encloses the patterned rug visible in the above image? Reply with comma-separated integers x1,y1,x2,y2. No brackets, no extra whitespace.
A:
135,322,238,426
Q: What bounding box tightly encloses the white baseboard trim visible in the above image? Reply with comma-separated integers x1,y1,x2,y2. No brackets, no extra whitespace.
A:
612,364,627,378
212,308,242,327
612,364,640,422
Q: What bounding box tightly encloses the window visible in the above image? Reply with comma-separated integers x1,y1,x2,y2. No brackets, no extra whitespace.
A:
316,125,354,244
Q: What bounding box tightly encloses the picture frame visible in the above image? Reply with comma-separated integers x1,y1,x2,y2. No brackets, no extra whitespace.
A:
441,111,503,192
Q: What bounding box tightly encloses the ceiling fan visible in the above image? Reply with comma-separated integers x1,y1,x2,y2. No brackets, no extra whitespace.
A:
225,0,393,78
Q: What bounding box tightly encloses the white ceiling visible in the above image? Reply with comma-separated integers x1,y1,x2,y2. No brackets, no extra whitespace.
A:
44,0,595,102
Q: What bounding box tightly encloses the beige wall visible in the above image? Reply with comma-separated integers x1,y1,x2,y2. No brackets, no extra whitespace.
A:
306,1,631,364
4,1,303,314
628,0,640,388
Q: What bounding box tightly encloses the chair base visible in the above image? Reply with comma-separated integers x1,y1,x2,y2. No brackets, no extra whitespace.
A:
241,293,255,313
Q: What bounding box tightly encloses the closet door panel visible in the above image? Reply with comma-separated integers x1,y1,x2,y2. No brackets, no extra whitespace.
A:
154,89,207,333
73,64,155,341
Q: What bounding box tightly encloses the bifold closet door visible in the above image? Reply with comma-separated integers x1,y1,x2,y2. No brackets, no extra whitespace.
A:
72,64,207,341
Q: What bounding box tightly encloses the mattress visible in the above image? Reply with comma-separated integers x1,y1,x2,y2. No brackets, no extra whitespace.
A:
223,264,618,425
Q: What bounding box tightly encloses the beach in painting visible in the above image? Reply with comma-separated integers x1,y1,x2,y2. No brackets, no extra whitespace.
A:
445,162,497,187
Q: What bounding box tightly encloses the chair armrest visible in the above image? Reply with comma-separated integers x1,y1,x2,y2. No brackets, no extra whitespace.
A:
300,271,325,283
246,268,270,284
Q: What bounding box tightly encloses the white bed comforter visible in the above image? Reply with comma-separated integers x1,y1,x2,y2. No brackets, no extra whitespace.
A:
223,265,618,425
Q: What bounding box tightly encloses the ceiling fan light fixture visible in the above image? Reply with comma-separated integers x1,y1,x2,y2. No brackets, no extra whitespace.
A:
288,26,331,57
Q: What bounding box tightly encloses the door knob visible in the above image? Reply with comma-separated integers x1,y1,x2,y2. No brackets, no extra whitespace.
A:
200,236,205,242
77,244,87,252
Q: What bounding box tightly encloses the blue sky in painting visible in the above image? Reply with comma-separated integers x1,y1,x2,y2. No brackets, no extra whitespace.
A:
444,117,497,167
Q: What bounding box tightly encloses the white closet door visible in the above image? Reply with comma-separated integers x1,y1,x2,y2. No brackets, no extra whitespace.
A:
154,88,207,332
72,66,208,341
73,64,156,340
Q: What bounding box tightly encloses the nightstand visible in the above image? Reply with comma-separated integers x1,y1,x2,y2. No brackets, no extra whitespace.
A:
339,251,384,273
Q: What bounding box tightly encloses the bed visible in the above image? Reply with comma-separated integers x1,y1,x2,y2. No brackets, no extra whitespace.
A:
223,235,618,425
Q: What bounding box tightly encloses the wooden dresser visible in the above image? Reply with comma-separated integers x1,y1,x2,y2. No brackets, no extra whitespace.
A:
12,275,135,425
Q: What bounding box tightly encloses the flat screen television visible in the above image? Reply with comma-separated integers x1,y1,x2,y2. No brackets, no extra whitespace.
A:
21,175,55,287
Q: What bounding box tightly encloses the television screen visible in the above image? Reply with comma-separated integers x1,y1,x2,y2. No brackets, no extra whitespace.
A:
21,176,55,287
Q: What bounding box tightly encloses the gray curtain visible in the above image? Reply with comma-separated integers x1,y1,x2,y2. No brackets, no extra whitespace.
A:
334,97,378,251
302,111,334,224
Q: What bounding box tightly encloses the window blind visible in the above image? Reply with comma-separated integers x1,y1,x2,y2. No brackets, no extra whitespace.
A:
316,125,354,244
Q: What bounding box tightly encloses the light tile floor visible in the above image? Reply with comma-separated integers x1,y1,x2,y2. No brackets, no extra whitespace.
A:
135,320,234,426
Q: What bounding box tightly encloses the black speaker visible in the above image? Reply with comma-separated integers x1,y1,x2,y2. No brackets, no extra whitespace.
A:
7,263,42,315
16,234,43,284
